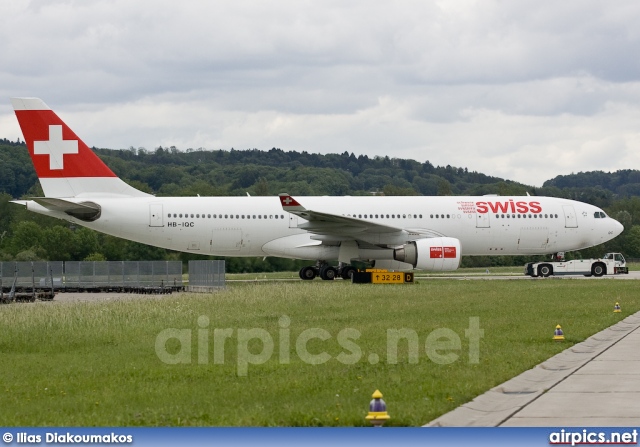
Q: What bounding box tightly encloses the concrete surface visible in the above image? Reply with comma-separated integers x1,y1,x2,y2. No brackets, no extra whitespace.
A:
426,311,640,427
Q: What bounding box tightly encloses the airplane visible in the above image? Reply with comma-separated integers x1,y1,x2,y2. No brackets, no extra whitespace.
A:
10,97,624,280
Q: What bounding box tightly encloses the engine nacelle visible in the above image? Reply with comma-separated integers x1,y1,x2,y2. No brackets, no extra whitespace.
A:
393,237,461,271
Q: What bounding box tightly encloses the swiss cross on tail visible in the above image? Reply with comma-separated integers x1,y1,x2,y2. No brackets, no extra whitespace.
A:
34,125,78,170
11,98,116,179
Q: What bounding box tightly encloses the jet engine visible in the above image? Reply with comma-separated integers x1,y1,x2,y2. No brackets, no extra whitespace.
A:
393,237,461,271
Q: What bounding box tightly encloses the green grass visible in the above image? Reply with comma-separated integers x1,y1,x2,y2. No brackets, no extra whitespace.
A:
0,279,638,426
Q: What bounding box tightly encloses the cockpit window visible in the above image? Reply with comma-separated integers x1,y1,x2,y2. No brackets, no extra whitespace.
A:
594,211,607,218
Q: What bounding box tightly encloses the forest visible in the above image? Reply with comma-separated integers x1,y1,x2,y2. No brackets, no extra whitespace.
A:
2,137,640,272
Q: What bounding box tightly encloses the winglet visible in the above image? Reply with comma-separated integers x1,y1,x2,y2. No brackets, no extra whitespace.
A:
279,193,305,212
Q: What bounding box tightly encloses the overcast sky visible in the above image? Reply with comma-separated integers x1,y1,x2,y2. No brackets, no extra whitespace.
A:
2,0,640,187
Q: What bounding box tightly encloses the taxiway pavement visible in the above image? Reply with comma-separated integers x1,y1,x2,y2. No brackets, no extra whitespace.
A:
426,310,640,426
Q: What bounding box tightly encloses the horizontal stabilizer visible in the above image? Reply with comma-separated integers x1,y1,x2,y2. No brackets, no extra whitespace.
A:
32,197,101,222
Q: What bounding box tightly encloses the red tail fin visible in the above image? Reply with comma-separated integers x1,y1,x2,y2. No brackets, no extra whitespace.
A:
11,98,148,198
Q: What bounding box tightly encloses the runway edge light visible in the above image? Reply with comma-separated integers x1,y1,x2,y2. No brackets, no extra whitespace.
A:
614,302,622,313
553,324,565,341
365,389,390,427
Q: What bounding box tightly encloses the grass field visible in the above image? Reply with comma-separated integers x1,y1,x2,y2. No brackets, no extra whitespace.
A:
1,278,638,426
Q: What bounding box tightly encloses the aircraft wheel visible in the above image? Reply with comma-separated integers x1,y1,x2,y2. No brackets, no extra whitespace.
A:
340,266,356,280
320,266,337,280
592,263,606,277
300,266,317,280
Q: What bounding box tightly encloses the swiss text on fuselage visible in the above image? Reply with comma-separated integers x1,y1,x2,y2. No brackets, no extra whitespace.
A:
475,200,542,214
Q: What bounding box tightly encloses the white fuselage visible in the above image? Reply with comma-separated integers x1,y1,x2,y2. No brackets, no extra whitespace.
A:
10,97,624,268
25,195,623,263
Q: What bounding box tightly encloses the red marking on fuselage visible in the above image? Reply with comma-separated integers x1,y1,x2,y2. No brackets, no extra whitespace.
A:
475,200,542,214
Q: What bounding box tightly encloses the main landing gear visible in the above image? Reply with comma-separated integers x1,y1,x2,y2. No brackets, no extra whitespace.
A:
299,262,357,281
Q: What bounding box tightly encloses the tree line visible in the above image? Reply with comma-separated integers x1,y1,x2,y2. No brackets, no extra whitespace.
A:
1,139,639,271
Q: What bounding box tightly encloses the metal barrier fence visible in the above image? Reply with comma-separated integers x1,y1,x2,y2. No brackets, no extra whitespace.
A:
64,261,183,290
188,260,226,291
1,261,183,292
0,261,64,289
1,260,226,296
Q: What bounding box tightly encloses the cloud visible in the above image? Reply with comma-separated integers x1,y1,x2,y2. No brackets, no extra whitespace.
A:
2,0,640,187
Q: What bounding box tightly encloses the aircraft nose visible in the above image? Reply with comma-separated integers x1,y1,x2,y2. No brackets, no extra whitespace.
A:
612,218,624,237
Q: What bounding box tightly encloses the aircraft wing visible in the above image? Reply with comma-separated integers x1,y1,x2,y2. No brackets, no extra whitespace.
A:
278,194,442,244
